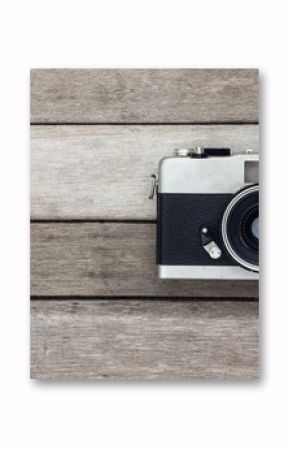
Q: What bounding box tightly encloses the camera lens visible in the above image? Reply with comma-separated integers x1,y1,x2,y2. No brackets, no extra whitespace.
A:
222,185,259,272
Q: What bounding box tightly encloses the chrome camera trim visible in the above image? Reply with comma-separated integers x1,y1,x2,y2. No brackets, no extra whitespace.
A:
158,153,259,194
158,265,259,280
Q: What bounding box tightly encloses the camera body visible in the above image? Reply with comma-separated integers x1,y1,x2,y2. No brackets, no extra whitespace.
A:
155,147,259,280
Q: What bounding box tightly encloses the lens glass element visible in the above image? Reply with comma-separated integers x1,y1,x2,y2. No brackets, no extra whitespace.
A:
251,216,259,240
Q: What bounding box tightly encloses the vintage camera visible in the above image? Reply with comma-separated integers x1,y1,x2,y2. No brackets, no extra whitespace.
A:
150,147,259,280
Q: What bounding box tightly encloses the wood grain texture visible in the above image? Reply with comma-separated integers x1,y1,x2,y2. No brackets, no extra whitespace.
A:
31,299,259,379
30,69,259,124
31,124,259,220
30,69,260,380
31,223,258,298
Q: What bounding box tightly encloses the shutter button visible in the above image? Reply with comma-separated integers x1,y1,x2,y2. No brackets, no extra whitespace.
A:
174,148,193,157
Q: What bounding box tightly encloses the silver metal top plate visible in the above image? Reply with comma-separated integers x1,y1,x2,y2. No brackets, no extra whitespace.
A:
158,153,259,194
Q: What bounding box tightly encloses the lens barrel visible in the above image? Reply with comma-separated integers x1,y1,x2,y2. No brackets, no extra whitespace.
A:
222,185,259,272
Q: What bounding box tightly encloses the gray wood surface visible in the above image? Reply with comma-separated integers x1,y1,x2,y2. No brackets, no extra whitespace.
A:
30,69,259,380
31,124,259,220
31,300,259,380
31,223,258,298
30,69,258,124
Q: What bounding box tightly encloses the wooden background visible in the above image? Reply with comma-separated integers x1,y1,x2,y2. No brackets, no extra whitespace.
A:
30,69,259,379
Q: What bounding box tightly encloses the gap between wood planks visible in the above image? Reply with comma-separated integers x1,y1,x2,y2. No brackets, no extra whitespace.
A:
31,219,156,224
30,296,258,301
30,121,259,126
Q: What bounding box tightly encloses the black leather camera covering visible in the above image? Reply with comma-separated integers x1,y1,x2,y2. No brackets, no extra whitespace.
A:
157,193,238,266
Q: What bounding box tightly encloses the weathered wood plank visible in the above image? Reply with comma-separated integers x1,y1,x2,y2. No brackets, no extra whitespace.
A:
31,223,258,297
30,69,259,124
31,124,259,220
30,299,259,379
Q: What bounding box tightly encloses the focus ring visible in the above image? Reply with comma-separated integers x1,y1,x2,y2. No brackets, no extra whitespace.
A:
241,206,259,251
